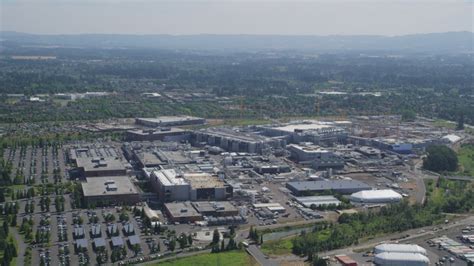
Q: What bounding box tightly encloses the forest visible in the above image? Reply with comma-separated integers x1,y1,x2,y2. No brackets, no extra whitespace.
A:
0,44,472,125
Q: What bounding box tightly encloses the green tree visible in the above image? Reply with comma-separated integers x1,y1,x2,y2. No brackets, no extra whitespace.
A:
169,237,176,251
457,113,465,130
212,229,220,245
423,145,458,172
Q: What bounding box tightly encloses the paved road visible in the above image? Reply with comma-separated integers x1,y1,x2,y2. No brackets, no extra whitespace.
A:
246,245,277,266
11,227,26,266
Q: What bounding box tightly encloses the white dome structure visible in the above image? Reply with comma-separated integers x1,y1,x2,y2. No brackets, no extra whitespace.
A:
374,244,427,256
374,252,429,266
350,189,402,203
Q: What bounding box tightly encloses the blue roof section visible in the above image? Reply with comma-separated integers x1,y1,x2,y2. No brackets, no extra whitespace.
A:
128,235,141,245
111,236,124,247
93,238,106,247
287,179,371,193
76,239,88,249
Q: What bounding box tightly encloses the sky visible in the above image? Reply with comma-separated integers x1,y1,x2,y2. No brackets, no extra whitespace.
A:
1,0,473,35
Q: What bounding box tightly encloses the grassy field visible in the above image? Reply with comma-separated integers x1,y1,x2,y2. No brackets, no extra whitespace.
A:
261,237,294,256
433,119,456,129
456,144,474,177
154,251,257,266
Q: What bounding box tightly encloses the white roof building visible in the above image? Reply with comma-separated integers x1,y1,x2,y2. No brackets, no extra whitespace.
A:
374,252,429,266
374,244,427,256
442,134,461,144
350,189,403,204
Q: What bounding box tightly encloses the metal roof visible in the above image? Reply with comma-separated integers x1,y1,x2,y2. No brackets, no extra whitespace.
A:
287,179,371,192
374,244,427,255
93,238,106,247
128,235,141,246
111,236,124,247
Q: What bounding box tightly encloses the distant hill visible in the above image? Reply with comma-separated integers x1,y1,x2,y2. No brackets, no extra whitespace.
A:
1,31,472,53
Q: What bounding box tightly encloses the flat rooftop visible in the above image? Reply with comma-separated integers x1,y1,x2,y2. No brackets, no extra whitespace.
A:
136,151,166,166
158,150,193,164
76,157,126,172
273,123,333,133
82,176,138,197
165,202,202,218
192,201,237,214
184,172,225,189
288,179,371,192
294,195,341,207
69,146,121,160
199,127,272,143
287,143,330,153
127,127,185,136
137,116,204,124
153,169,188,186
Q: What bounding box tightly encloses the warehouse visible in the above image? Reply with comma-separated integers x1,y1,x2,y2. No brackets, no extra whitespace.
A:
193,127,285,154
287,143,345,170
126,128,190,142
286,179,371,196
294,195,341,208
261,120,348,145
135,116,205,127
81,176,140,206
75,157,127,178
191,201,239,217
164,202,203,223
350,189,403,204
374,252,429,266
253,202,286,213
374,244,427,256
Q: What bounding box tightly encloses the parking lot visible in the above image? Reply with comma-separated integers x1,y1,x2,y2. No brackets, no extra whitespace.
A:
3,145,68,184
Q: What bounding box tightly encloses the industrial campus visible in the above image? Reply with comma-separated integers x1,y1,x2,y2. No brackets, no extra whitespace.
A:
2,113,472,266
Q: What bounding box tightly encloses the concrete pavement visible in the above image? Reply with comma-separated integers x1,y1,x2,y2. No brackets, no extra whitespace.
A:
246,245,278,266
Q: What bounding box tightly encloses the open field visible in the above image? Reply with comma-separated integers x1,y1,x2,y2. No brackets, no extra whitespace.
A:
433,119,456,129
261,237,294,256
456,144,474,176
154,251,256,266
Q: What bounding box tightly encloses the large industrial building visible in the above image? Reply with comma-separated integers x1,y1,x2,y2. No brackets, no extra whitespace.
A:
164,202,203,223
68,146,127,178
293,195,341,208
193,127,286,154
150,169,232,202
125,128,190,142
287,143,345,170
373,252,429,266
74,157,127,178
132,149,195,168
374,244,427,256
286,179,371,196
135,116,205,127
191,201,239,217
373,244,429,266
350,189,403,204
348,136,442,154
81,176,140,206
260,120,348,145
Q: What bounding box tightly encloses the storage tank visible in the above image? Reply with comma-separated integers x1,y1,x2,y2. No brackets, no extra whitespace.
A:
374,244,427,256
374,252,429,266
350,190,403,204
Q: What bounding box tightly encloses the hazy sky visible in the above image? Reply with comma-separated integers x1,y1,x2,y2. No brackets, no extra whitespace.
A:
1,0,473,35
